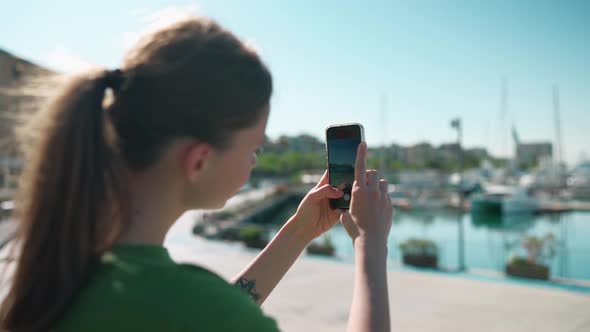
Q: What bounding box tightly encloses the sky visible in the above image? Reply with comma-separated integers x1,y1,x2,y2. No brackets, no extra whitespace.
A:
1,0,588,166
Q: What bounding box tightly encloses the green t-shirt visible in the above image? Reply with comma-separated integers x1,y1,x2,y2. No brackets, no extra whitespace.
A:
57,244,280,331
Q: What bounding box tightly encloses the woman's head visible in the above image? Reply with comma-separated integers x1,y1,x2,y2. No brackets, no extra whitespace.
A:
0,17,272,331
115,18,271,167
111,18,272,207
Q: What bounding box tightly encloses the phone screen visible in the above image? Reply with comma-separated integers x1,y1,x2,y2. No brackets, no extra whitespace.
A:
326,124,362,209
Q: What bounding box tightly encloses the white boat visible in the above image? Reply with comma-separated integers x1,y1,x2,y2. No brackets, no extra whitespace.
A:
567,161,590,200
388,188,460,211
388,190,412,210
470,185,538,215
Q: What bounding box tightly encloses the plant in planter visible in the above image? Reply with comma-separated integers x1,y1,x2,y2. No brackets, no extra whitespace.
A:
506,233,556,281
192,222,205,236
211,210,236,221
306,233,335,256
218,225,242,242
399,238,438,269
239,225,269,249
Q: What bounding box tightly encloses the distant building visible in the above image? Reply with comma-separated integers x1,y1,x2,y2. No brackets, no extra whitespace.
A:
437,143,460,163
403,142,433,165
0,49,54,198
384,142,488,168
466,148,488,160
388,144,404,159
516,142,552,167
0,155,22,191
288,134,324,153
398,170,445,188
267,134,324,153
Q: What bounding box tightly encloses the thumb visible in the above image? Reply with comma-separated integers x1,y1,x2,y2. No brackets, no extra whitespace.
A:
311,184,343,200
340,211,359,239
340,211,352,225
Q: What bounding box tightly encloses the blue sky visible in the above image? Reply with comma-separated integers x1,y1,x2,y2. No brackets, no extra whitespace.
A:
1,0,588,165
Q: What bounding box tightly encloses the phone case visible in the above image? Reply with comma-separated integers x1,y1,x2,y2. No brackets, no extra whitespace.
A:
325,123,364,210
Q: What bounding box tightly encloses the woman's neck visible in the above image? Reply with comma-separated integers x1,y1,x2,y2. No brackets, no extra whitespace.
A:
116,170,184,245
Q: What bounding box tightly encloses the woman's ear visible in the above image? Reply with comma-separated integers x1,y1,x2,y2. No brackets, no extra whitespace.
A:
182,142,211,183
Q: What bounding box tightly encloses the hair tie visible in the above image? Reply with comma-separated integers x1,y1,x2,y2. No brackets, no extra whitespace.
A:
103,69,125,91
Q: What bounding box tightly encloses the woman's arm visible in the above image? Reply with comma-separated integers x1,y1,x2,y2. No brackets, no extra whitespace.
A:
339,142,393,332
347,239,390,332
231,215,311,306
232,172,344,306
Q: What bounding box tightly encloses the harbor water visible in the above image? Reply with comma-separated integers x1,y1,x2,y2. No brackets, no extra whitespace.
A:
265,201,590,280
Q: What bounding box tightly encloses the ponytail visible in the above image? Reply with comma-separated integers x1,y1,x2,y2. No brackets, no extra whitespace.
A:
0,71,127,331
1,16,273,331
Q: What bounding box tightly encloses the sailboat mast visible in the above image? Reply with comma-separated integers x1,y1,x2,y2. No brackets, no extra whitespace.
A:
501,77,509,160
553,85,564,166
380,93,387,172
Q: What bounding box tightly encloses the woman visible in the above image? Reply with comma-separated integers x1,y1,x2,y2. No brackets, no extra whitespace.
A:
0,17,393,331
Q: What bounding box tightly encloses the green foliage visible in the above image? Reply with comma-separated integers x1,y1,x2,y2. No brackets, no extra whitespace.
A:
239,225,266,242
238,225,269,249
517,160,538,170
321,233,333,247
192,223,205,235
253,144,490,177
255,151,325,175
307,233,335,256
519,233,556,265
211,210,235,220
399,238,438,256
507,232,557,267
509,256,529,266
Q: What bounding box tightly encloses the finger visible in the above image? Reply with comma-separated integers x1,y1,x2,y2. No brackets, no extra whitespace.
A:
379,178,389,196
366,170,378,189
329,208,344,218
379,179,390,203
314,170,329,189
380,179,393,210
354,141,367,187
340,211,353,228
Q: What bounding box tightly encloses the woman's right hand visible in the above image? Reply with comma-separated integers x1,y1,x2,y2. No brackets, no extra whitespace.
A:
341,141,393,332
340,142,393,250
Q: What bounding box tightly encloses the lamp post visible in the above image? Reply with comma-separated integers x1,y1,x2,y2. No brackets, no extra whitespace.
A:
451,118,466,272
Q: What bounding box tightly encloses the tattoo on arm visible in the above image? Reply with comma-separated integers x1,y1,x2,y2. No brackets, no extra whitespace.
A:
234,277,261,302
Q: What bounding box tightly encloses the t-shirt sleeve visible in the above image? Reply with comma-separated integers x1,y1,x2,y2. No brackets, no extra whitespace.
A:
176,264,281,332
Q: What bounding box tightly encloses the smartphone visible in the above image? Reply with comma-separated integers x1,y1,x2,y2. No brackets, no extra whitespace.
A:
325,123,364,210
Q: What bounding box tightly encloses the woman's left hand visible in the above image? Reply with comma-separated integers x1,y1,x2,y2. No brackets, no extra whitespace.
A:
288,170,344,243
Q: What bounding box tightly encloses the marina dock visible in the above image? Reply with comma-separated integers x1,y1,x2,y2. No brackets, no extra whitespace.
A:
537,200,590,213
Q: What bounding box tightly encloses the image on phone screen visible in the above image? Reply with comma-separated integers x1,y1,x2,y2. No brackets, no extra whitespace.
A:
326,125,362,209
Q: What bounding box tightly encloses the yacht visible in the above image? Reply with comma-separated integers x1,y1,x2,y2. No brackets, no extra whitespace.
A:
470,184,538,215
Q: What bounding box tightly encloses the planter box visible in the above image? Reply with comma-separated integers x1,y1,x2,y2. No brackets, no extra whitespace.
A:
402,254,438,269
219,226,241,241
192,223,205,236
243,238,268,249
306,244,335,256
506,262,549,280
239,225,268,249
